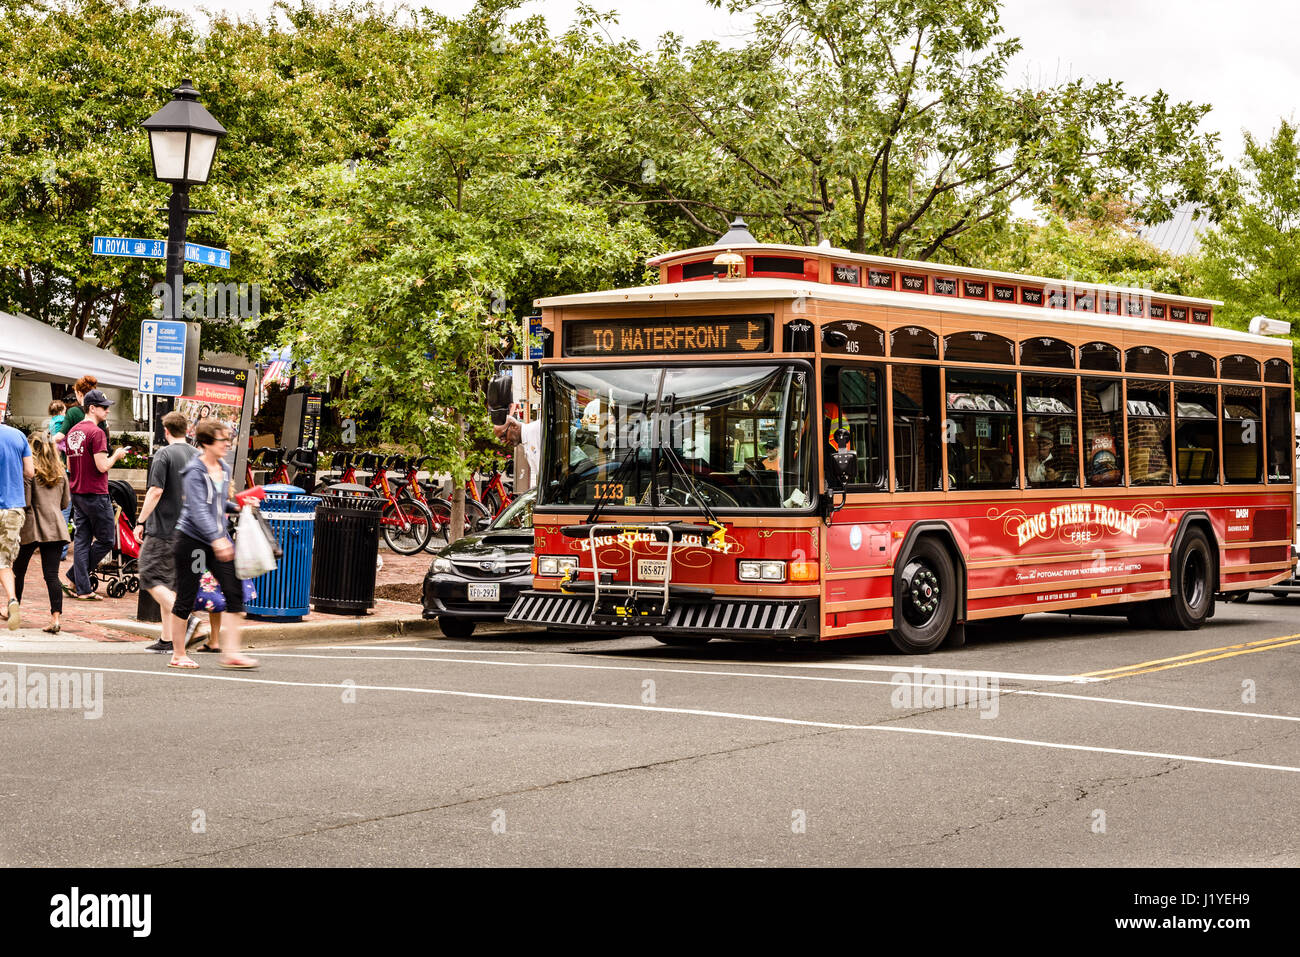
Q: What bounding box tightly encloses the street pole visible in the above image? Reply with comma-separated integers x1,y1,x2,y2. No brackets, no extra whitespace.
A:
136,182,191,625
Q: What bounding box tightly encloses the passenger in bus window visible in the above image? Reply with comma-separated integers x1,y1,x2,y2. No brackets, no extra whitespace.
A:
1026,433,1059,485
987,450,1015,486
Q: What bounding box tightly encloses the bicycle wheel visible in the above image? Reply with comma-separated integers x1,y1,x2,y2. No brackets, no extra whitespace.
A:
423,497,454,551
381,499,432,555
429,495,492,539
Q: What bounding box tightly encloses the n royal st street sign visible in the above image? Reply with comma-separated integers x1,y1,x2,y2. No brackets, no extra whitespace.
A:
92,236,231,269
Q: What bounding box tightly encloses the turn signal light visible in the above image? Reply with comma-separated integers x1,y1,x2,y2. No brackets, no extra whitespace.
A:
789,561,818,582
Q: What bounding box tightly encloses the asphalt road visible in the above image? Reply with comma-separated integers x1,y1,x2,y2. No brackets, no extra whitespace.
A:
1,598,1298,867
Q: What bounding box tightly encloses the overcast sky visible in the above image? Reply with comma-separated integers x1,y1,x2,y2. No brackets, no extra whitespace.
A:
179,0,1297,159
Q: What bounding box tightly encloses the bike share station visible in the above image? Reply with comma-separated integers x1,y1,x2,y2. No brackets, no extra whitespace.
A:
133,341,393,625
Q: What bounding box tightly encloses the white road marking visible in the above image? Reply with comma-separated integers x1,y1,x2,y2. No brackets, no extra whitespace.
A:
298,645,1100,683
3,658,1298,775
257,651,1300,724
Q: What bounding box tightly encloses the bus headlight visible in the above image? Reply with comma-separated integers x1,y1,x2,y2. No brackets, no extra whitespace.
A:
538,556,579,577
739,560,786,582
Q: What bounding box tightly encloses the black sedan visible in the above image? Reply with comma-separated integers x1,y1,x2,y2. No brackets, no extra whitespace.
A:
422,490,535,638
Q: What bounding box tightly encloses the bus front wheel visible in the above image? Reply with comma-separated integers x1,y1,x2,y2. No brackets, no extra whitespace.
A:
890,538,957,655
1154,527,1214,630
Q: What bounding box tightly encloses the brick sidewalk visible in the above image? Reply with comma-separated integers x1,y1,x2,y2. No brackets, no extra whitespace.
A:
7,549,434,642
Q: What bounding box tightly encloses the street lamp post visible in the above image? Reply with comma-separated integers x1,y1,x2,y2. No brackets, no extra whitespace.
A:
142,78,226,371
136,79,225,628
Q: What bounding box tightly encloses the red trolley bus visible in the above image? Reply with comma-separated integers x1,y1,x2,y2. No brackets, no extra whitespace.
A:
506,232,1297,653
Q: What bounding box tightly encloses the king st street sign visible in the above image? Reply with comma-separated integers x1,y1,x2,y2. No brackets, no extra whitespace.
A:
92,236,231,268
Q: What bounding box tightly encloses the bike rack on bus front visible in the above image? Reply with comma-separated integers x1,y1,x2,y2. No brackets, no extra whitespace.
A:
559,522,718,626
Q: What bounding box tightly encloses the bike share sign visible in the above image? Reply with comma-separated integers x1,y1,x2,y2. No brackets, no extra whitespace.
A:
138,321,187,396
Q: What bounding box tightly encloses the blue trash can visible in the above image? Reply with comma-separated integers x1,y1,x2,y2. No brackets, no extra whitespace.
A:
245,484,320,621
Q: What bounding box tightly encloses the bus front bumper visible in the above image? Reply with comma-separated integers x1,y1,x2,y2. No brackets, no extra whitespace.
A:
506,590,820,640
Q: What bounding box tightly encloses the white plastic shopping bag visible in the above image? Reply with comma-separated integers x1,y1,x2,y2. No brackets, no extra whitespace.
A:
234,505,277,579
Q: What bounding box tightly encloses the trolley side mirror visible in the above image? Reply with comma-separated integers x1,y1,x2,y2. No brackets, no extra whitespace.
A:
828,447,858,490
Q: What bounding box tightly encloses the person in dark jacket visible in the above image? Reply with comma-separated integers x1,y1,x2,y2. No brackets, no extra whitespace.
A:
167,418,258,670
13,432,70,633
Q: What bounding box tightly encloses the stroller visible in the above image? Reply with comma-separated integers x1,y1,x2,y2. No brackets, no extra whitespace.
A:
78,480,142,598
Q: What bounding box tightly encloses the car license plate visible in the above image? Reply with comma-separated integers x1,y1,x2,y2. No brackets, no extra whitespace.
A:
467,583,499,602
637,560,667,581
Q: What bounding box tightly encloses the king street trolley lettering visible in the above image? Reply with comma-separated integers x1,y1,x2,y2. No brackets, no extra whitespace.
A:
564,315,772,357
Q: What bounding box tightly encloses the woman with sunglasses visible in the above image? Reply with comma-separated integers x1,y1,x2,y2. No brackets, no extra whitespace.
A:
167,418,258,670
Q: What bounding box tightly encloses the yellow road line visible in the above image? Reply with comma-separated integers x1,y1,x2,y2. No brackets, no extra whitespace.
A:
1079,633,1300,677
1080,633,1300,681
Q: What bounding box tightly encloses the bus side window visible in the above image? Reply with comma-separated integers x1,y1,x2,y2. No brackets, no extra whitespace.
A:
945,370,1018,490
824,365,885,489
1127,380,1172,485
1266,388,1294,483
1222,386,1262,484
1081,378,1124,487
1023,374,1079,488
892,364,942,491
1174,384,1219,484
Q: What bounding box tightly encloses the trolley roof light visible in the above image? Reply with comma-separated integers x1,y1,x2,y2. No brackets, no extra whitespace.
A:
1248,315,1291,337
713,248,746,281
142,79,227,185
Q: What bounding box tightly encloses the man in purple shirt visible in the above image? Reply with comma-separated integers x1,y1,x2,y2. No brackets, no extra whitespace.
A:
64,390,125,599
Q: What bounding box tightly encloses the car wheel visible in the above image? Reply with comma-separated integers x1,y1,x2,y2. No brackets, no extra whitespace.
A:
1154,528,1213,630
438,616,476,639
889,537,957,654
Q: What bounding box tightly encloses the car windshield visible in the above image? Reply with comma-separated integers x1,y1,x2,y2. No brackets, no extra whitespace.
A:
490,489,534,530
540,364,813,510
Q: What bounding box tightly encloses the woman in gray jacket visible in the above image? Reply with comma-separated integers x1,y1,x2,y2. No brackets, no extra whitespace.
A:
168,418,258,670
13,432,71,633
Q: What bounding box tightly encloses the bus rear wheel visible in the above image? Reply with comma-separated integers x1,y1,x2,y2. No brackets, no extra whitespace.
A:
890,538,957,655
1154,528,1214,630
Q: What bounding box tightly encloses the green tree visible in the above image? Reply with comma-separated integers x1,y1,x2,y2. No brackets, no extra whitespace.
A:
1196,120,1300,375
990,204,1201,295
0,0,433,357
283,0,657,536
596,0,1229,259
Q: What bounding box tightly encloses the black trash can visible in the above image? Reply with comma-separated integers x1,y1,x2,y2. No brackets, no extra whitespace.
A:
310,483,384,615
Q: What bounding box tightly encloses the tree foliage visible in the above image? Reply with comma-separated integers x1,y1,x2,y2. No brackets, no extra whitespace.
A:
596,0,1229,260
0,0,432,356
282,0,659,497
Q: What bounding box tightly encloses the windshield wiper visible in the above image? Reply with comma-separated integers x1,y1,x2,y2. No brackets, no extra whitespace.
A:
583,390,652,527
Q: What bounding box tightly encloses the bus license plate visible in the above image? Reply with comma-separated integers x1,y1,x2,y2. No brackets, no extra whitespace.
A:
467,583,499,602
637,560,667,581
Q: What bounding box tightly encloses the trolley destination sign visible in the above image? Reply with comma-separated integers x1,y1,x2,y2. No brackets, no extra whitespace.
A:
563,315,772,357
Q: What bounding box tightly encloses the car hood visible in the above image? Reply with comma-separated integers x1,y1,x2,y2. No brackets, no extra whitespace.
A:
436,529,534,562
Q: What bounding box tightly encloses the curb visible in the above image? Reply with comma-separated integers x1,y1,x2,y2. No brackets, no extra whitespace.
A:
98,615,445,648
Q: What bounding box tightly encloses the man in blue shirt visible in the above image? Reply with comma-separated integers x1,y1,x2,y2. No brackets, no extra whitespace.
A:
0,422,35,629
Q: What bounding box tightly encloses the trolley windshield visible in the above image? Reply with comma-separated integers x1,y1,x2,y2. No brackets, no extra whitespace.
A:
540,364,814,511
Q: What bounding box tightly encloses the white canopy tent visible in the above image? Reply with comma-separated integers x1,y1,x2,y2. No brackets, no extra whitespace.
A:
0,310,139,388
